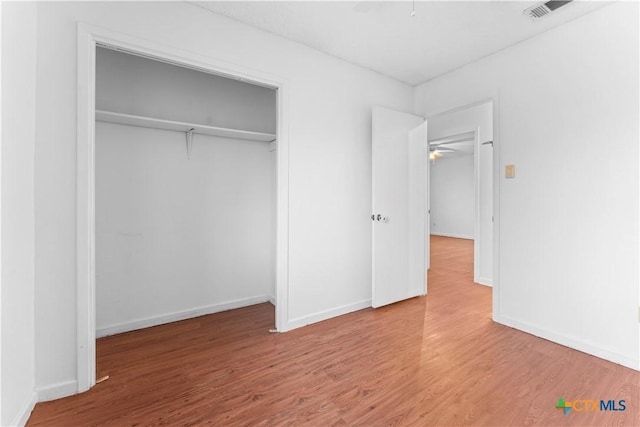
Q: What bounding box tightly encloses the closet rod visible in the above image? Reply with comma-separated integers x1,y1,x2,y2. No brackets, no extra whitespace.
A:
95,110,277,143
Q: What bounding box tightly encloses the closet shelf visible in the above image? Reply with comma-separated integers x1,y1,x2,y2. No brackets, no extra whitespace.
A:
96,110,276,142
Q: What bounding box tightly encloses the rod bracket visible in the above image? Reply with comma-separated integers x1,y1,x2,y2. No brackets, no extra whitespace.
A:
186,128,195,159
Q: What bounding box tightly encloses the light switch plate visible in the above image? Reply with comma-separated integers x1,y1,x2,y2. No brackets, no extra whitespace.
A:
505,164,515,179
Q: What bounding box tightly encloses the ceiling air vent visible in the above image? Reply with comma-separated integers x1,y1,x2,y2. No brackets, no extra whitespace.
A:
524,0,573,20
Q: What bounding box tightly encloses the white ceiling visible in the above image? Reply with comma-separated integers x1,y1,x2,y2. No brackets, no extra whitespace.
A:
193,1,610,86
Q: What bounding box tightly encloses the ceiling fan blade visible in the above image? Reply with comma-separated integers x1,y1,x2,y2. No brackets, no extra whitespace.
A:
429,147,456,153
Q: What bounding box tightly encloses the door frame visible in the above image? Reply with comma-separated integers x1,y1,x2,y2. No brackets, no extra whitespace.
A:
76,23,291,393
472,126,483,285
424,96,500,320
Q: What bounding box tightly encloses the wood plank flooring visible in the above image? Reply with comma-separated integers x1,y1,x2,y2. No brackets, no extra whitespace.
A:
28,236,639,426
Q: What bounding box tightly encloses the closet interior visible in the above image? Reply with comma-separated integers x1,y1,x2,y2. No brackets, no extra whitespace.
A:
94,46,277,338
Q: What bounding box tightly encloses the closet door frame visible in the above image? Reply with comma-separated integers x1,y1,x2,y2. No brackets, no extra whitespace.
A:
76,23,290,393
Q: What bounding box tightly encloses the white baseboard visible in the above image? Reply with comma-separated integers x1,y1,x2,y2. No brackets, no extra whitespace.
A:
476,277,492,287
430,232,473,240
96,295,271,338
268,295,276,306
494,314,640,371
10,390,38,427
36,379,78,402
285,299,371,331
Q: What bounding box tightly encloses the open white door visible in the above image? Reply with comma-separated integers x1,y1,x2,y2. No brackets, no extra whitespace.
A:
372,106,428,308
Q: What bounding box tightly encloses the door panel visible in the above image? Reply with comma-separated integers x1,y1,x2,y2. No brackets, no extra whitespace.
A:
372,106,428,308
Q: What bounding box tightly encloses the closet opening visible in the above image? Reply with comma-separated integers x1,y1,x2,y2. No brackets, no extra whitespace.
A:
77,25,291,393
88,42,282,386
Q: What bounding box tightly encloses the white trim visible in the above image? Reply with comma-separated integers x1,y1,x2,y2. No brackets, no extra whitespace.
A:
430,232,473,240
76,22,290,393
473,126,481,284
287,300,371,331
275,82,290,333
0,3,3,425
10,391,37,427
495,314,640,371
491,95,501,322
76,23,97,394
96,296,272,338
36,380,78,403
476,277,493,287
268,295,276,306
425,119,431,273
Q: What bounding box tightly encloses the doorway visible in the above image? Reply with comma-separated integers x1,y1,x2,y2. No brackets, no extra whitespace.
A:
427,100,494,288
76,24,290,393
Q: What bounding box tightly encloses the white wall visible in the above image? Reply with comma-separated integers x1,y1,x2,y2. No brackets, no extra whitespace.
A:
415,2,639,369
1,2,38,425
426,101,493,283
96,124,275,336
429,154,475,239
33,1,413,396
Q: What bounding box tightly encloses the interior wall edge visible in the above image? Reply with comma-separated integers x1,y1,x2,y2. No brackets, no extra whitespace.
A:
494,314,640,372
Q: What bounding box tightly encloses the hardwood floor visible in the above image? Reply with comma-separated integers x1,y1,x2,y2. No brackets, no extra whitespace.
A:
28,236,638,426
